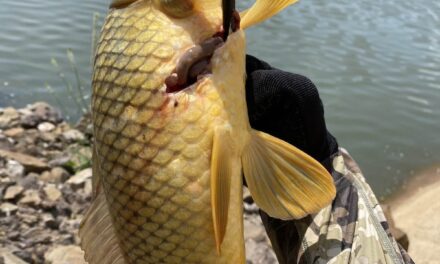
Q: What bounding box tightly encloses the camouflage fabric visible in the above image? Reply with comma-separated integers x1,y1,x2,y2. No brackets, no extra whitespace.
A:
261,148,414,264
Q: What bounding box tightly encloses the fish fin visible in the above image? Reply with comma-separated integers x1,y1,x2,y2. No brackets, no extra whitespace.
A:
91,145,102,198
241,129,336,220
79,191,126,264
211,126,235,255
240,0,299,29
110,0,137,8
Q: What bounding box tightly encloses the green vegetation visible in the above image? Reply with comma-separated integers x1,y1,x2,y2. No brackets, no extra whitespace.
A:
46,12,102,123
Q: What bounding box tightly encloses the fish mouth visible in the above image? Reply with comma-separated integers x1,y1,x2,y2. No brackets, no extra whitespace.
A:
165,0,240,94
165,36,224,93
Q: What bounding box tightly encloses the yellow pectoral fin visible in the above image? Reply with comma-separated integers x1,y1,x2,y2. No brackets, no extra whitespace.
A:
211,127,236,255
240,0,299,29
241,130,336,220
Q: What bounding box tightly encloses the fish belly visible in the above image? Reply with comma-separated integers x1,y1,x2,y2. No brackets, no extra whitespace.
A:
92,6,244,264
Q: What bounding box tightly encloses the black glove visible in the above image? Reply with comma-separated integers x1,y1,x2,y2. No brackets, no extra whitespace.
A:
245,54,338,263
246,55,338,162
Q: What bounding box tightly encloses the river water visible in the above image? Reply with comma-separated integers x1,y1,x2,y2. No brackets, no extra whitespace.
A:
1,0,439,197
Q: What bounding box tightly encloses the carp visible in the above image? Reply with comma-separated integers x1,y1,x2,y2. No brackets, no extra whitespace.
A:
80,0,336,263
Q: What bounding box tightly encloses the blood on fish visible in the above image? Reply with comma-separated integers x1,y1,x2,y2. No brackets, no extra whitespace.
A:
159,94,171,113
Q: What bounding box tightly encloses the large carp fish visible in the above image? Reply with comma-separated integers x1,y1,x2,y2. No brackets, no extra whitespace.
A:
80,0,336,263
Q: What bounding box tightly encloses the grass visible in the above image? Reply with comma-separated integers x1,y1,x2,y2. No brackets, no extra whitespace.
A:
46,12,102,123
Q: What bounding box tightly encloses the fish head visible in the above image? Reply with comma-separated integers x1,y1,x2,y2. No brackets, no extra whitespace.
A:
154,0,223,24
102,0,245,120
104,0,232,93
101,0,298,132
109,0,223,43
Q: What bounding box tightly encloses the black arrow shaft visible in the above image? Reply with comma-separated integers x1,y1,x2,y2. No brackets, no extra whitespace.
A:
222,0,235,41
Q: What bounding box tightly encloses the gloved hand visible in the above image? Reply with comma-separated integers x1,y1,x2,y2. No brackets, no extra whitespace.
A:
245,55,338,162
245,54,338,263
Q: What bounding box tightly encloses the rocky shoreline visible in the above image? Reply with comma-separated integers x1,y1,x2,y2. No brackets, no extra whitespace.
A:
0,103,276,264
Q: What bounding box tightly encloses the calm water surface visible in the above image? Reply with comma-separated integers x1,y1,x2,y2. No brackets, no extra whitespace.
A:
1,0,439,197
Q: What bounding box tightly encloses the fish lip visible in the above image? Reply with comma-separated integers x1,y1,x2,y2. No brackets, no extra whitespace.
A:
165,5,242,95
166,72,213,94
166,29,241,94
165,35,224,94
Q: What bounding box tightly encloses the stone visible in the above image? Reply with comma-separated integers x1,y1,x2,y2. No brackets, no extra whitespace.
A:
245,239,277,264
50,167,71,183
4,160,25,179
39,171,52,183
83,179,92,196
44,245,86,264
11,130,37,153
9,251,31,264
3,128,24,138
243,187,254,204
244,202,260,214
53,122,71,135
17,209,39,225
0,107,20,129
20,102,62,128
40,167,70,183
54,200,72,217
56,234,75,245
59,144,92,172
38,132,56,143
3,186,24,200
0,203,18,217
0,105,121,264
39,200,57,210
59,218,82,234
0,150,48,173
0,134,14,150
48,156,71,168
17,173,39,190
37,122,55,132
22,227,52,245
7,231,20,241
41,214,58,229
18,190,41,206
74,112,93,136
61,129,85,143
244,216,267,242
66,168,92,187
0,248,29,264
43,184,62,202
0,174,14,185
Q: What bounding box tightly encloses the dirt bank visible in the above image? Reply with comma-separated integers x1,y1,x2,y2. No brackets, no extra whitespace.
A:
387,165,440,264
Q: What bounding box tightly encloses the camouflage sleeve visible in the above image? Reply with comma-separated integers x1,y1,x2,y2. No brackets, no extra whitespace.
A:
291,148,414,264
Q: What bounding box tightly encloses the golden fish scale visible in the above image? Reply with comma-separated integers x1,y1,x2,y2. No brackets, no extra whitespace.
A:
92,4,244,263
